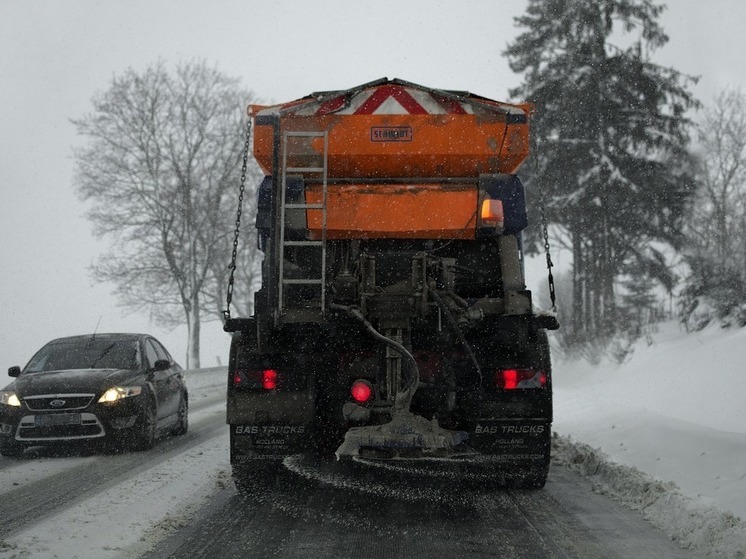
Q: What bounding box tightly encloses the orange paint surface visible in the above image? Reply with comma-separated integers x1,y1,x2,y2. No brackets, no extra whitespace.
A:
304,183,477,239
252,113,529,179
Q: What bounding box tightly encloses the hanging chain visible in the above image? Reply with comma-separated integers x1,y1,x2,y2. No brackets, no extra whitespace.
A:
539,194,557,312
532,135,557,312
223,118,253,322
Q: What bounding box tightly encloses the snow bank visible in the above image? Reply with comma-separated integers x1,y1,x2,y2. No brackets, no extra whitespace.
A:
553,434,746,559
552,321,746,558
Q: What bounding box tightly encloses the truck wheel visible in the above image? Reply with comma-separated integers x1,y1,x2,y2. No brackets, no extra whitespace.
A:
232,461,284,495
518,466,549,489
515,331,552,489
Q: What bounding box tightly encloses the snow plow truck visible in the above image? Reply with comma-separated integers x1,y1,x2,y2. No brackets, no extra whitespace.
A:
224,78,559,488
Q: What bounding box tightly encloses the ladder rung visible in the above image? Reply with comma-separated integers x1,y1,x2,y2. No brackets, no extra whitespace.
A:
285,203,324,209
282,279,323,285
286,167,325,173
283,240,323,247
285,131,326,138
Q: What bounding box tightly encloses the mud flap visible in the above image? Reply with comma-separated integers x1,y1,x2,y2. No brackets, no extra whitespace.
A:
230,423,311,463
466,419,551,467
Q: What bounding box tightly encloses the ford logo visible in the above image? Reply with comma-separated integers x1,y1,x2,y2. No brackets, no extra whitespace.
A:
49,399,66,407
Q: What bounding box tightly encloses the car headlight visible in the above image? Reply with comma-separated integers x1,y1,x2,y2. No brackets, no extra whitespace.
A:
0,391,21,407
98,386,143,403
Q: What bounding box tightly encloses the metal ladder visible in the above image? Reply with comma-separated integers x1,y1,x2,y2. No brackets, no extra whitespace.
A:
277,130,329,322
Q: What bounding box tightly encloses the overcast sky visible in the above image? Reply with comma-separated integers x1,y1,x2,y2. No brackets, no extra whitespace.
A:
1,0,745,368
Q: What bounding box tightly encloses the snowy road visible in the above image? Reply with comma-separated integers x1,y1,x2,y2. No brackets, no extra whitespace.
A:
0,400,225,539
142,459,689,559
0,367,693,559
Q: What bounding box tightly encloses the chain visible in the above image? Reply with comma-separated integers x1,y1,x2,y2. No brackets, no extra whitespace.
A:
539,195,557,312
531,134,557,312
223,118,253,322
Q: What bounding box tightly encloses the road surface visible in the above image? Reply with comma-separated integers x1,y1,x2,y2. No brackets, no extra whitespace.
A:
0,369,691,559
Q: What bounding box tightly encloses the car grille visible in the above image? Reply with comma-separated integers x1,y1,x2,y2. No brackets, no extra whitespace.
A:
17,413,105,441
23,394,95,411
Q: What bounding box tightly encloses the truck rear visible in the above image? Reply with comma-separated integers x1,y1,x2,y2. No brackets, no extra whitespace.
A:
225,78,558,488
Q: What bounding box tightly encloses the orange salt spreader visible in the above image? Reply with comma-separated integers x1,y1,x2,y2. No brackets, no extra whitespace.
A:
249,77,532,241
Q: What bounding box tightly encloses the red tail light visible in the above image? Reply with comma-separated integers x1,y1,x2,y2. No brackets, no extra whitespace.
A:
350,379,374,404
233,368,280,390
262,369,278,390
495,368,546,390
232,370,243,386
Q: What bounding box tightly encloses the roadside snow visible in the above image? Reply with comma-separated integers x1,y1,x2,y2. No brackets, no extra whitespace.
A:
553,321,746,558
0,369,230,559
182,366,226,397
0,432,230,559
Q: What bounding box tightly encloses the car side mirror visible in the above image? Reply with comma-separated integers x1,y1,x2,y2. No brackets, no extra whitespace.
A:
8,366,20,377
152,359,171,372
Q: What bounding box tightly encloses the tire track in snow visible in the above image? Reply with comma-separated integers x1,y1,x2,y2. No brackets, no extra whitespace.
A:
0,397,226,538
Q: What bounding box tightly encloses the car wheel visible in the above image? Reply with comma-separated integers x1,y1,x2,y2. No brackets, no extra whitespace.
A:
132,396,157,451
171,392,188,436
0,439,24,458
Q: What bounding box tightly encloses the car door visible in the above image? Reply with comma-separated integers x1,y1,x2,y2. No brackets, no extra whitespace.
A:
150,338,183,420
144,338,177,422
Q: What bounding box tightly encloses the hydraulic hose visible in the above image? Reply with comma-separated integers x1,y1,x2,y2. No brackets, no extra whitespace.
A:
330,303,420,412
429,289,483,384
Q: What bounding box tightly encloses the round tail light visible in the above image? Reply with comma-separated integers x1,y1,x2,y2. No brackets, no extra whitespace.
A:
350,379,374,404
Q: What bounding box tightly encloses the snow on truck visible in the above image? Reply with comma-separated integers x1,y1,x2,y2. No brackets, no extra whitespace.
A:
223,78,559,488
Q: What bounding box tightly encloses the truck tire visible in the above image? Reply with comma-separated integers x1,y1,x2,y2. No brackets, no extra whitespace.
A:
229,429,286,494
489,330,552,490
514,330,552,489
232,461,285,495
516,462,549,489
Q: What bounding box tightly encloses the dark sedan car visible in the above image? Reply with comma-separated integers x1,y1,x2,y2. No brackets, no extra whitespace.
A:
0,333,188,457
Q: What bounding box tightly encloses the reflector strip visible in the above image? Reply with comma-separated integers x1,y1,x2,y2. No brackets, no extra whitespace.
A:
354,85,428,115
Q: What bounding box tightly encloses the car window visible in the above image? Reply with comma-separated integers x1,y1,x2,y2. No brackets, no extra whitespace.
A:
24,338,139,372
144,340,160,369
151,339,171,363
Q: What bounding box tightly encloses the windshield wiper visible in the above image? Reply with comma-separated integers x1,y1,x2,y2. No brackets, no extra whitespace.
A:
89,343,118,368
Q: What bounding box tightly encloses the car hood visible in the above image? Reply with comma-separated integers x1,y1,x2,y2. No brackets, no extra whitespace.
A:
9,368,142,397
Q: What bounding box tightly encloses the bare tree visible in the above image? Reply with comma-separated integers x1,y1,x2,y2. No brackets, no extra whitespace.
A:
680,88,746,327
690,89,746,271
73,61,260,368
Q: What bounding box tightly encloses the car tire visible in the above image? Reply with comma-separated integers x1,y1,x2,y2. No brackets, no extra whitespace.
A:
132,395,157,451
0,439,24,458
171,392,188,436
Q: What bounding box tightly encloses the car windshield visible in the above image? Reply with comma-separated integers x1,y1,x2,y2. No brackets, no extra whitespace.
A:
23,338,139,372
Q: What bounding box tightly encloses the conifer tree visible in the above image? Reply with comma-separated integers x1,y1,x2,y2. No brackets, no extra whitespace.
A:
506,0,698,343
